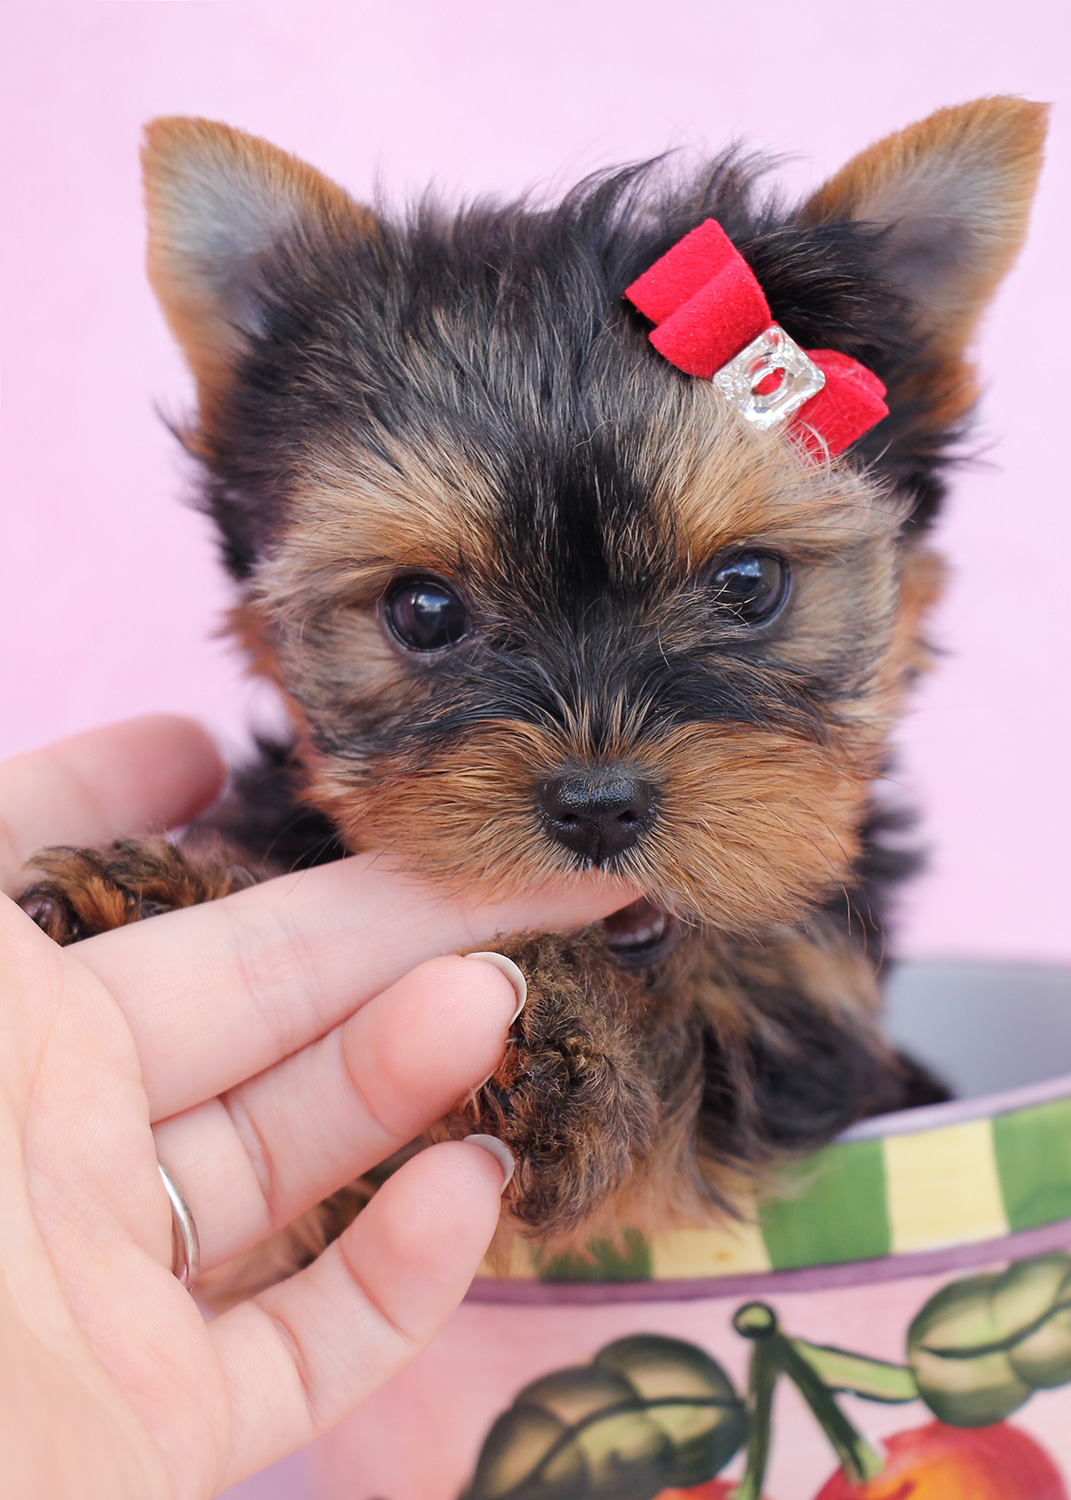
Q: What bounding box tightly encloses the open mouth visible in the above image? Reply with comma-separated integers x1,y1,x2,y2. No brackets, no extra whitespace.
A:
603,896,689,966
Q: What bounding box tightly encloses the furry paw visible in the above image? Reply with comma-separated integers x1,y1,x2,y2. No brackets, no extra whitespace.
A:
17,836,259,944
443,930,663,1234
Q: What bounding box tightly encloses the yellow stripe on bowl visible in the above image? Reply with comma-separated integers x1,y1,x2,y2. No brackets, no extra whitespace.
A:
649,1216,772,1279
884,1118,1009,1253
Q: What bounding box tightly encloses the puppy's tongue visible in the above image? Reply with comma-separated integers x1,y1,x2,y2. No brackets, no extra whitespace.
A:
603,896,688,964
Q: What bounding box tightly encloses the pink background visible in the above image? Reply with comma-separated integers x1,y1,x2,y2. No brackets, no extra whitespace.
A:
1,0,1068,964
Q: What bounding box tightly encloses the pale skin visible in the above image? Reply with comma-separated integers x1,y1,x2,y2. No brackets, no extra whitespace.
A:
0,715,631,1499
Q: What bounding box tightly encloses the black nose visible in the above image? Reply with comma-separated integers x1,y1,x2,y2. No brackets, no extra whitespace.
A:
538,772,655,865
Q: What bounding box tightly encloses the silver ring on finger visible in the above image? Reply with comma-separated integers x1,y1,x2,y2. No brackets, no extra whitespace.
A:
158,1160,200,1292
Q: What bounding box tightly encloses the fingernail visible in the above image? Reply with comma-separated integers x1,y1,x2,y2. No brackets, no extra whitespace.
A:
465,952,527,1024
464,1134,516,1190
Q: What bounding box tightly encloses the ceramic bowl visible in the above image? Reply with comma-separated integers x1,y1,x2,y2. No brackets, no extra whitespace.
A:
228,961,1071,1500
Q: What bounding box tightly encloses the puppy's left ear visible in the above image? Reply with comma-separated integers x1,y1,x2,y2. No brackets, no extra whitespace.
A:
802,97,1047,434
142,118,375,423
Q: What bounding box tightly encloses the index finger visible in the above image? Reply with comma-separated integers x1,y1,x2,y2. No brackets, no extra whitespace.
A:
71,854,636,1119
0,716,226,893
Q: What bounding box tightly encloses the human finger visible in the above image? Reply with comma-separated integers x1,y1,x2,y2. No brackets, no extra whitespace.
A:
151,952,522,1269
0,716,226,893
210,1139,508,1486
73,853,634,1119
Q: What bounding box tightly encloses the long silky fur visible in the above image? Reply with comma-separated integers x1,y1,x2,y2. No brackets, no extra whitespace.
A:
22,102,1046,1276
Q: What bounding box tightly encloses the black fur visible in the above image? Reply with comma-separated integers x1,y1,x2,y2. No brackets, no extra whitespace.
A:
188,151,958,1027
188,152,948,586
177,145,962,1207
207,737,347,872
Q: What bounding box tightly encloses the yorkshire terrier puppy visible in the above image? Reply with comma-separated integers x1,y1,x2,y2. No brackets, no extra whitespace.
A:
22,98,1046,1262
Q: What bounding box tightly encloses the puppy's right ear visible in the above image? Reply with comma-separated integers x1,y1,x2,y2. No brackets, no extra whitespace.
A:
142,118,373,416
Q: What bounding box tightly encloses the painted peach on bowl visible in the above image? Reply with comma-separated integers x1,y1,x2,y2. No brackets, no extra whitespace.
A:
813,1422,1068,1500
233,964,1071,1500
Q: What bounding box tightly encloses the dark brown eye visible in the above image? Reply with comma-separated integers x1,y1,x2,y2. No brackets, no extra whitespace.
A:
709,552,789,625
383,577,469,651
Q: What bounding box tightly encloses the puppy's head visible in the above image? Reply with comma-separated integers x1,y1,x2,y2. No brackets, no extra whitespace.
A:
143,102,1044,937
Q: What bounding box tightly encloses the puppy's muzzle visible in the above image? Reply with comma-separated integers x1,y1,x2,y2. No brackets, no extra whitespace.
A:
538,770,656,865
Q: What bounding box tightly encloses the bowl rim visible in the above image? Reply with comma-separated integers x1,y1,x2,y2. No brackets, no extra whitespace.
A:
840,1069,1071,1140
473,1067,1071,1293
467,1216,1071,1304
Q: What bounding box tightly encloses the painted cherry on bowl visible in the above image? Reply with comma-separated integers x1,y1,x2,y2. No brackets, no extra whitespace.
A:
812,1422,1067,1500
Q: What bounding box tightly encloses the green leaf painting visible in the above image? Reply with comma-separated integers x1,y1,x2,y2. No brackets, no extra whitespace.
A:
908,1251,1071,1426
462,1335,746,1500
461,1252,1071,1500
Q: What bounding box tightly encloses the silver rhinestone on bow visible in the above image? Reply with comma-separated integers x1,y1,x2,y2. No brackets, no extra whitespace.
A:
711,324,825,432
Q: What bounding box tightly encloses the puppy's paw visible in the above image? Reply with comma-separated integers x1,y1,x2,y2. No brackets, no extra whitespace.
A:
17,836,259,944
444,931,660,1234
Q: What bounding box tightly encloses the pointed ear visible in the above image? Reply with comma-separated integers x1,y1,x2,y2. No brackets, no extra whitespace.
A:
142,118,374,411
802,97,1047,422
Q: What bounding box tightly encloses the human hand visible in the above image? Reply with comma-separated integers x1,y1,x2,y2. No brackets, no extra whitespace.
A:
0,717,630,1499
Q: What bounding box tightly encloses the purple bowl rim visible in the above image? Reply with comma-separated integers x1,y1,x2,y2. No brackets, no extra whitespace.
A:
466,1218,1071,1306
837,1069,1071,1141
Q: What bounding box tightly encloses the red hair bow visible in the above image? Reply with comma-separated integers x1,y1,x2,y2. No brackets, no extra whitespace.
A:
624,220,888,458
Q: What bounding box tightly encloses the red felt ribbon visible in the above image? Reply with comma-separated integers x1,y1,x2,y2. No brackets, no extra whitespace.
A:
624,220,888,457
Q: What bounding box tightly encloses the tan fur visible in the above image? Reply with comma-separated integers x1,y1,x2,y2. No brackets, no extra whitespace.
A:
302,717,867,930
803,97,1047,430
453,909,903,1258
804,98,1046,338
143,117,376,426
21,100,1047,1289
882,543,946,696
19,838,259,943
